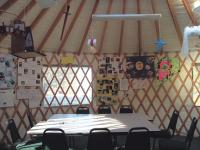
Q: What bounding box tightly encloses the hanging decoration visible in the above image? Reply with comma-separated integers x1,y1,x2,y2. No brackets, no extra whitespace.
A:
155,39,166,52
88,38,97,53
0,20,25,34
0,19,44,58
156,57,180,83
60,5,70,40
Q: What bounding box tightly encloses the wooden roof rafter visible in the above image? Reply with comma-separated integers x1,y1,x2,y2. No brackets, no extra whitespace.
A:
0,0,36,43
30,9,49,29
166,0,183,45
0,0,18,16
57,0,86,54
77,0,100,55
38,0,72,52
182,0,198,25
136,0,142,55
150,0,160,40
97,0,113,56
118,0,126,56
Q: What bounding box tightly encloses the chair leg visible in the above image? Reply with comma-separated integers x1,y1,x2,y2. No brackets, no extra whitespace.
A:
152,138,156,150
113,135,118,147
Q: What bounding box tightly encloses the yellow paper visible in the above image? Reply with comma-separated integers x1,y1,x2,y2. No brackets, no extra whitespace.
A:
61,56,74,64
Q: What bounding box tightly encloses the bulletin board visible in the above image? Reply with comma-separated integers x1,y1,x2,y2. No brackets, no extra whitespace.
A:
98,56,124,75
18,57,42,86
96,76,119,105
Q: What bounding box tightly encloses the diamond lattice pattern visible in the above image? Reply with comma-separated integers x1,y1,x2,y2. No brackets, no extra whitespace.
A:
0,52,200,143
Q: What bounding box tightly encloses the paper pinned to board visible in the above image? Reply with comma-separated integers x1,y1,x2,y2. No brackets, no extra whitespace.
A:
61,56,75,64
29,88,43,108
0,89,15,107
120,79,129,90
16,88,42,108
16,88,29,99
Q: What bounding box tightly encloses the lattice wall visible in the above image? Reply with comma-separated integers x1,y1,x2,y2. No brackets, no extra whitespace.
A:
0,51,200,143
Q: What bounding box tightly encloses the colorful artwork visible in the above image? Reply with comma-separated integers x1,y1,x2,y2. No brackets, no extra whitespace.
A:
0,54,16,89
126,56,155,79
96,76,119,105
98,56,123,75
156,57,180,82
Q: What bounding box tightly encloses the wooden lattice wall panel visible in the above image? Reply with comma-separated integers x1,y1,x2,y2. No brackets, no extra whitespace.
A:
0,51,200,143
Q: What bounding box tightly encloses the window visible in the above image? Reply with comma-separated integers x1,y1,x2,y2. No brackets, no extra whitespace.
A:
43,66,92,106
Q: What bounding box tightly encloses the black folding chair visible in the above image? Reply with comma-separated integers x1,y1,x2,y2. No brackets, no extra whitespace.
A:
87,128,114,150
7,119,22,144
116,105,133,146
98,105,111,114
42,128,69,150
152,109,179,150
119,105,133,113
162,109,179,137
76,106,89,114
124,127,150,150
158,117,198,150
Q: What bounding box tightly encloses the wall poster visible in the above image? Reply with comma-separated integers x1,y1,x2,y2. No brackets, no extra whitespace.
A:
18,57,42,86
0,54,16,89
126,56,155,79
156,57,180,83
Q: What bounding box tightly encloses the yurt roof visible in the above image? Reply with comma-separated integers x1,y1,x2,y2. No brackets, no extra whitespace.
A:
0,0,199,55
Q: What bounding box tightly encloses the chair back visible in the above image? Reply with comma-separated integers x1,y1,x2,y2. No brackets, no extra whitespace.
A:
87,128,113,150
42,128,68,150
76,106,89,114
125,127,150,150
185,117,198,150
27,110,35,128
98,105,111,114
119,105,133,113
166,110,179,136
7,119,21,143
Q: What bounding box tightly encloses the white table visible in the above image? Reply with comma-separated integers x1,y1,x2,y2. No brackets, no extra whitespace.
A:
27,113,159,135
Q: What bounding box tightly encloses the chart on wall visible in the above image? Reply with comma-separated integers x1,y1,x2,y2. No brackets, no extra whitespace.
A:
0,54,16,89
18,57,42,86
98,56,124,75
126,56,155,79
